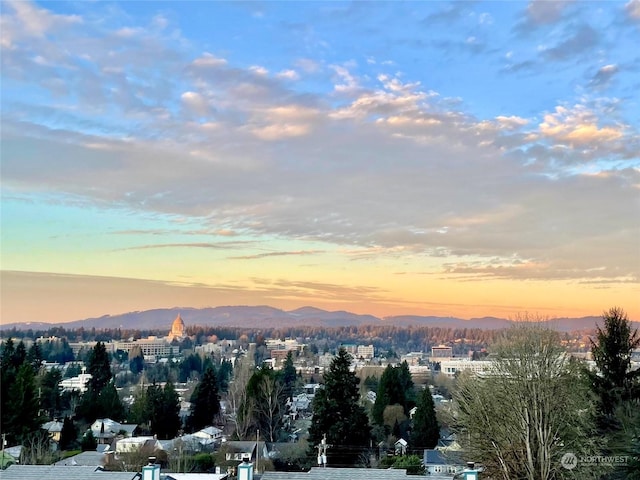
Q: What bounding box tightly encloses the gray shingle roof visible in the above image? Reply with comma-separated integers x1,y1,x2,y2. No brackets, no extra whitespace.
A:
0,465,139,480
54,451,107,467
260,467,409,479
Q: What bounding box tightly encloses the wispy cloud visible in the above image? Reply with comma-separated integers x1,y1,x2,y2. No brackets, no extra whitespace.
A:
229,250,325,260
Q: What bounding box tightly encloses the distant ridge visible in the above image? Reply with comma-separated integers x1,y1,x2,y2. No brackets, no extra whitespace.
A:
1,306,636,332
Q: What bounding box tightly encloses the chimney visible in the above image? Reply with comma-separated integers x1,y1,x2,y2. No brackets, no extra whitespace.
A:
141,457,160,480
237,456,254,480
462,461,479,480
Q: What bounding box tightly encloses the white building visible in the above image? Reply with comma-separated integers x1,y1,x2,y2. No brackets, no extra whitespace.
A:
115,436,161,454
113,337,179,360
356,344,375,359
59,369,92,393
439,359,494,377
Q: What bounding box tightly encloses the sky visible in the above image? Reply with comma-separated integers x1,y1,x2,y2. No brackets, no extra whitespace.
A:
1,0,639,325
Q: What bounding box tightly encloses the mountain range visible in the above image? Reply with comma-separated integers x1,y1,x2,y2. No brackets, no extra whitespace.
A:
1,305,631,332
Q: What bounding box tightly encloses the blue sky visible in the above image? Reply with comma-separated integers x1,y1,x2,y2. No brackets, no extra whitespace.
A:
1,1,639,323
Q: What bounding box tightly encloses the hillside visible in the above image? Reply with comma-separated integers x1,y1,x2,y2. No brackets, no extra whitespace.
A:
0,306,630,332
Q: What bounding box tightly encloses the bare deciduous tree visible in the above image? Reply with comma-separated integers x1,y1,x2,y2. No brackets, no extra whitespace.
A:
254,374,285,442
227,357,254,440
454,322,601,480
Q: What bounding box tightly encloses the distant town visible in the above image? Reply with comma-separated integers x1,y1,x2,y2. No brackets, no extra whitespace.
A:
1,307,639,479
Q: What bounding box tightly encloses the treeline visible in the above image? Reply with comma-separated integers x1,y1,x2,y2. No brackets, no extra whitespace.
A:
2,324,511,356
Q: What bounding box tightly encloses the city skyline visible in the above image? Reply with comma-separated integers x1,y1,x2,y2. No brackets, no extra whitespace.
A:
1,1,639,324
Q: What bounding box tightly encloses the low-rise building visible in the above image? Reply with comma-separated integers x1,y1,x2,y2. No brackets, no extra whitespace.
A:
430,345,453,362
439,359,494,377
356,345,375,359
60,368,92,393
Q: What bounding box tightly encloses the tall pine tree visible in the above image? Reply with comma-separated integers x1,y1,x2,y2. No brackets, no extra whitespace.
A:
410,388,440,449
308,348,370,467
186,366,220,432
588,307,640,479
78,341,114,421
280,351,297,401
589,307,640,420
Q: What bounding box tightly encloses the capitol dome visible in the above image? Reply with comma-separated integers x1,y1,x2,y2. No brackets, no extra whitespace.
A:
168,313,185,341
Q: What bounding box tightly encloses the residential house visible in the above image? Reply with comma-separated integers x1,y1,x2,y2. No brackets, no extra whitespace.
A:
394,438,408,456
423,449,465,476
224,441,268,462
90,418,137,446
41,420,63,444
115,436,162,454
192,426,224,447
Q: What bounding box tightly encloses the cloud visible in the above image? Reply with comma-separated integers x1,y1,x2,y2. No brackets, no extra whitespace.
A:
514,0,573,34
192,52,228,67
588,64,619,89
1,1,638,290
181,91,211,116
229,250,325,260
2,0,81,42
539,104,625,147
276,69,299,80
117,242,251,251
542,25,599,61
422,3,468,25
626,0,640,21
526,0,571,25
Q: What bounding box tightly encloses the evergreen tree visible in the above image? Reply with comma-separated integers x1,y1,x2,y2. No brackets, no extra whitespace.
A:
39,368,62,419
588,307,640,479
147,382,181,439
588,307,640,421
411,388,439,449
372,364,405,425
186,366,220,432
160,381,182,439
128,387,150,431
1,339,17,439
59,416,78,451
178,353,203,383
87,341,111,392
27,342,43,370
7,363,42,443
281,351,297,401
80,430,97,451
128,345,145,375
397,361,415,407
97,381,125,421
13,341,27,370
308,348,370,467
216,358,233,393
78,341,113,421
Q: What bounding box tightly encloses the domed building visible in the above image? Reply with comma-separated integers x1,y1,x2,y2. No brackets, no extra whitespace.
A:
167,313,186,342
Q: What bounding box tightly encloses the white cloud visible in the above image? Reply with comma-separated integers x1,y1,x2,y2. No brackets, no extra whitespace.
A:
539,105,624,146
626,0,640,20
495,115,529,130
249,65,269,76
4,0,81,38
331,65,359,94
276,69,299,80
181,91,210,116
192,52,227,68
